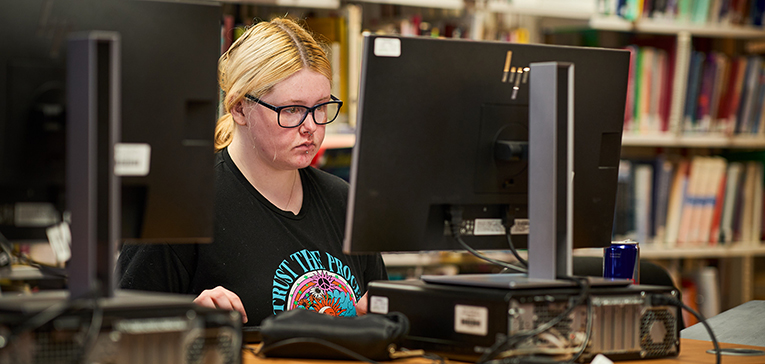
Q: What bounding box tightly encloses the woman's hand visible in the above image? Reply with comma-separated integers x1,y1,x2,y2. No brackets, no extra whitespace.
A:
356,292,369,316
194,286,248,324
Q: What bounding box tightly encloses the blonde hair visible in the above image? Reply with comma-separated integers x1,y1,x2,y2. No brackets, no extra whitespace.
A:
215,18,332,151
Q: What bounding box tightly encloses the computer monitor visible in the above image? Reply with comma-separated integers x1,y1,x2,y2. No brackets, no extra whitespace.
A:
344,36,628,260
0,0,220,246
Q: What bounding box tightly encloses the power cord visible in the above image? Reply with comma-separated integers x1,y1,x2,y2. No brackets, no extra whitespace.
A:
503,208,528,268
448,206,527,273
651,295,720,364
2,285,104,363
74,290,104,364
477,277,592,364
257,336,444,364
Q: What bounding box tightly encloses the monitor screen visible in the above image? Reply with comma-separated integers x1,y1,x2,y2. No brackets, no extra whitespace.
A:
0,0,220,245
344,36,629,254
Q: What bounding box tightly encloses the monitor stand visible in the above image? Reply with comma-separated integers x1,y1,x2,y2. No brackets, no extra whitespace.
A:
424,62,631,290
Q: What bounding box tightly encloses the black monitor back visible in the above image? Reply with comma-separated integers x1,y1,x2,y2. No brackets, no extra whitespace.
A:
0,0,220,244
344,36,628,253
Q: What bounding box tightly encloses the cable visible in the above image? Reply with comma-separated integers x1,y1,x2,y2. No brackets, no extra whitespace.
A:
477,277,591,364
3,285,103,354
566,288,593,364
652,295,720,364
503,208,528,268
74,289,104,364
259,337,382,364
505,232,528,268
448,206,527,273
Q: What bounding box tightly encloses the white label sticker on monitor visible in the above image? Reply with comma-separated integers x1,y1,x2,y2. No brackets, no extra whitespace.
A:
473,218,504,236
374,38,401,57
510,218,530,235
115,143,151,176
369,296,389,314
454,304,488,336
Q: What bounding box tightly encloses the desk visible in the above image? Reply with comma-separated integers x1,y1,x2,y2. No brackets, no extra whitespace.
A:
243,339,765,364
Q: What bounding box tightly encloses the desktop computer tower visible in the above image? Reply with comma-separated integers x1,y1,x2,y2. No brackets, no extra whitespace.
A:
368,279,680,362
0,290,242,364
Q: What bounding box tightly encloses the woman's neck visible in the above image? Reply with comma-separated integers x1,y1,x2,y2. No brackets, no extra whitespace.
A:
228,140,303,214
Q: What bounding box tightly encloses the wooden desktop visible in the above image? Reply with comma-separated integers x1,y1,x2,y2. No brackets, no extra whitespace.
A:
243,339,765,364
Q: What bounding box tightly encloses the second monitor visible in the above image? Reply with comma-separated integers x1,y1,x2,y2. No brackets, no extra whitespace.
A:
344,36,629,255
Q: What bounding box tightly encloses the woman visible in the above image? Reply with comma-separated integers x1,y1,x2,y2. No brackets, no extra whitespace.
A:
118,18,387,325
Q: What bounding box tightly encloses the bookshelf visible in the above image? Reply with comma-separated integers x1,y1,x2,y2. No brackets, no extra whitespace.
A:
485,0,596,19
622,134,765,148
218,0,341,9
353,0,464,10
589,16,765,38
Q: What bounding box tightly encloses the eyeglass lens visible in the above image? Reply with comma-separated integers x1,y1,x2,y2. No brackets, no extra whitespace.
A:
279,102,341,127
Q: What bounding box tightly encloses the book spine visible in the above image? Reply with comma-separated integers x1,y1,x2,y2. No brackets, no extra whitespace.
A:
668,33,692,134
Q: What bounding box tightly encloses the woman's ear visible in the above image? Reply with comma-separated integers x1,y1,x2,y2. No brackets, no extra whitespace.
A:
231,100,247,126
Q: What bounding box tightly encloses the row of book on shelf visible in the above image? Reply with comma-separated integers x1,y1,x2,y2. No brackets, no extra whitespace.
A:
598,0,765,25
613,153,765,247
623,35,765,136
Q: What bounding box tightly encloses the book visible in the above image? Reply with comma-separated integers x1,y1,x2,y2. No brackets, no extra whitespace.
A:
677,157,705,245
653,158,676,244
697,157,727,244
708,162,728,245
716,56,742,134
751,66,765,134
692,0,712,23
727,57,749,134
754,0,765,26
708,0,724,24
650,49,668,132
665,159,690,247
681,276,700,326
731,162,749,242
695,266,721,319
696,53,719,132
709,53,730,133
750,162,763,245
736,56,763,134
668,33,692,133
687,157,713,244
634,163,654,244
719,162,742,244
683,51,706,132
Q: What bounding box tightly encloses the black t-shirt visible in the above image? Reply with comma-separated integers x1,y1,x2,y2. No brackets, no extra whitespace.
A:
118,148,388,325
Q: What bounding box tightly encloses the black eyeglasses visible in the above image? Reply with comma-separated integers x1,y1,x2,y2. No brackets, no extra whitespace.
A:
244,94,343,128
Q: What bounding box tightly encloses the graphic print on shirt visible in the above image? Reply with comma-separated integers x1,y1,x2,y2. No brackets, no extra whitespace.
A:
272,249,360,317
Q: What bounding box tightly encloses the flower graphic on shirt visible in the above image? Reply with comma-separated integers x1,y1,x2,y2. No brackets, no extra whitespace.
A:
287,270,357,316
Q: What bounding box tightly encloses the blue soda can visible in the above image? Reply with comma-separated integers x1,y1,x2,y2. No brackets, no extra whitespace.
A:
603,240,640,284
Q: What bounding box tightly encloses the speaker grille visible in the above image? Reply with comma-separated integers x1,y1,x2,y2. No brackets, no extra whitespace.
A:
640,308,677,357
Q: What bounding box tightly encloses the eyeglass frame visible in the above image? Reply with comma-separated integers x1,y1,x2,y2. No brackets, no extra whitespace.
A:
243,94,343,128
